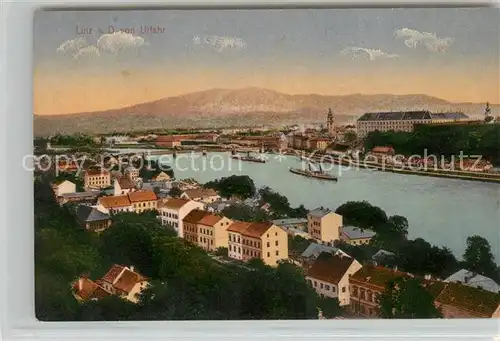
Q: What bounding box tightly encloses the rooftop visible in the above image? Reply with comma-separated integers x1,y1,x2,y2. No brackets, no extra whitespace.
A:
160,198,190,210
183,188,219,199
73,277,111,301
198,213,226,227
183,209,211,224
227,220,253,234
431,112,469,120
75,205,110,224
117,177,135,190
98,195,131,208
307,252,356,285
308,207,334,218
350,265,408,289
341,226,376,240
357,111,432,122
128,190,157,203
271,218,308,226
435,282,500,317
61,191,99,198
301,242,348,259
242,221,275,238
444,269,500,293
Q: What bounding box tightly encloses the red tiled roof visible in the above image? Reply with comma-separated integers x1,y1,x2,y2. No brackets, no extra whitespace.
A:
113,268,147,294
73,277,111,300
183,209,211,224
102,264,126,284
242,222,273,238
128,190,157,203
227,220,252,233
307,252,355,285
198,214,225,227
371,146,394,154
160,198,190,210
183,188,219,199
435,282,500,317
98,195,131,208
117,177,136,189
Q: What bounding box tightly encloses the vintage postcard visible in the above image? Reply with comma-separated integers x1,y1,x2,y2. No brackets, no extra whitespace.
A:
33,8,499,321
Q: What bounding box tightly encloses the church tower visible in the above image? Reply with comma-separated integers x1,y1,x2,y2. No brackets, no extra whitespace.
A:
326,108,335,136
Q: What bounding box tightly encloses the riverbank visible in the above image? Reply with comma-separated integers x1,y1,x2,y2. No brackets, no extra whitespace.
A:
304,154,500,184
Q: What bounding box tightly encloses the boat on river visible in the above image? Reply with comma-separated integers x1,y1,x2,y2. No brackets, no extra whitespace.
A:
231,152,266,163
289,162,337,181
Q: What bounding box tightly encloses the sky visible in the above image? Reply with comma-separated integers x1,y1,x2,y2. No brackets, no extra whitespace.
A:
33,8,499,115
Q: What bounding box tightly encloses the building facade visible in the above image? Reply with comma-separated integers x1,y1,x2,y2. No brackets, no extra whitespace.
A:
307,207,343,243
52,180,76,197
227,221,252,260
196,215,233,252
356,111,469,138
84,169,111,189
127,191,158,213
158,198,204,237
306,252,362,306
239,222,289,267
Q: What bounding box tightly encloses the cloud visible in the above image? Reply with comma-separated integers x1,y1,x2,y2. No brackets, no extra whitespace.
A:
56,37,89,55
97,31,147,53
57,32,147,60
193,35,246,51
395,28,455,52
340,47,399,61
73,45,101,60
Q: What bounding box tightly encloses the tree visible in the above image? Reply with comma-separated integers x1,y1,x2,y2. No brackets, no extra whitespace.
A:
215,247,228,257
378,277,443,319
222,204,270,222
462,235,498,280
168,187,183,198
204,175,256,199
343,131,357,144
318,296,343,318
335,201,388,230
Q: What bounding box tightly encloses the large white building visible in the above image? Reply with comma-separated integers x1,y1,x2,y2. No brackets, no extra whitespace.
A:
356,111,470,138
157,198,204,237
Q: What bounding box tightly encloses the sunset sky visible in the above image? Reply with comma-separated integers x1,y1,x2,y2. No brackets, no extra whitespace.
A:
34,8,499,115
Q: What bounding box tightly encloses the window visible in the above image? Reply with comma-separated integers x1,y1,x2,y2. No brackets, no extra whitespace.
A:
275,240,278,246
313,281,317,287
325,285,330,291
276,250,279,256
267,242,270,247
267,252,270,257
275,232,277,236
332,286,336,292
320,283,324,289
210,240,213,245
342,287,346,293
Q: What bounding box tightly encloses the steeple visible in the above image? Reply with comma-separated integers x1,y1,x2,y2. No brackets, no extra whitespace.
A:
485,102,493,123
327,108,335,136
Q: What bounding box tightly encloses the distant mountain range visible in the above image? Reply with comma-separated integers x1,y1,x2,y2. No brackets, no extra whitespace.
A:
34,87,497,136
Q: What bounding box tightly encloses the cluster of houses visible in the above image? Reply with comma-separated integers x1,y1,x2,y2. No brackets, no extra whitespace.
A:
51,163,500,318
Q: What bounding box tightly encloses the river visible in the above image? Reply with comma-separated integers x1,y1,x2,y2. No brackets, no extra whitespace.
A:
118,149,500,262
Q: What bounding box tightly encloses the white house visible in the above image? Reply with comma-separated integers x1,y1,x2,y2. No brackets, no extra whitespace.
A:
227,221,252,260
157,198,204,237
180,188,221,204
306,252,362,306
52,180,76,197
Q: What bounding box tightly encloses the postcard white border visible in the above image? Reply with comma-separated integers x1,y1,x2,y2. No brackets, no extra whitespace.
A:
1,0,500,340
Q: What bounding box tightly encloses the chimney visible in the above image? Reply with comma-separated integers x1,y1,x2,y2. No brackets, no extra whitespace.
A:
78,277,83,292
